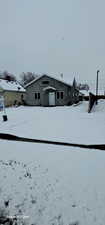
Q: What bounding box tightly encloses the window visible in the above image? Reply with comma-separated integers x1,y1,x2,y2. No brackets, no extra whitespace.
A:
35,93,37,99
42,81,49,85
61,92,63,99
21,94,23,100
57,91,64,99
38,92,40,99
35,92,40,100
57,92,59,99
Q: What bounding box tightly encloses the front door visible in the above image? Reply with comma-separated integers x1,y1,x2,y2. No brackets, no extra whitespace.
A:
49,92,55,106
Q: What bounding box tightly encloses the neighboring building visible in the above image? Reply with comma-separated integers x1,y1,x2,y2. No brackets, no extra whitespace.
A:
25,74,79,106
90,89,105,100
79,90,89,101
0,79,26,106
79,88,105,101
78,83,89,91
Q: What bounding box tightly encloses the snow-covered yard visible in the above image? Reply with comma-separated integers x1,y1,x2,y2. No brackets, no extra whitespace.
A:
0,100,105,144
0,100,105,225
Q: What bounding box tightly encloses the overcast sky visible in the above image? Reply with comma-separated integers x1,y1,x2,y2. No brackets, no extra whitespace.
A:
0,0,105,88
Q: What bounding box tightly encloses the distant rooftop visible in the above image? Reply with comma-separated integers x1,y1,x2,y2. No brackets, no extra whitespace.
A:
0,79,26,92
79,90,89,96
80,89,105,96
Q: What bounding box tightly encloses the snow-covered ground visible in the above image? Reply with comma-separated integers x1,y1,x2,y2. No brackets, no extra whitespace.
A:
0,100,105,225
0,100,105,144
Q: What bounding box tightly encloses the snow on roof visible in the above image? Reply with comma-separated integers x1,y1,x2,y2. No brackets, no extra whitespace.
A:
52,74,74,86
25,74,74,88
0,79,26,92
80,89,105,96
79,90,89,96
57,76,73,86
25,75,42,88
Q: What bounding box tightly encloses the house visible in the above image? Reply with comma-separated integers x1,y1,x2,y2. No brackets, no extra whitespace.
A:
0,79,26,106
25,74,79,106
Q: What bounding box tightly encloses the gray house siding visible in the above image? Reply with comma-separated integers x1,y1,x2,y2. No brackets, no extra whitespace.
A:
25,75,79,106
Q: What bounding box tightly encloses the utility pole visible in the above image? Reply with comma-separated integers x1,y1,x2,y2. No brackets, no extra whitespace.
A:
96,70,100,105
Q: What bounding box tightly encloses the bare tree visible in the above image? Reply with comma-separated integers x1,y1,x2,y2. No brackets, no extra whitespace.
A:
0,71,16,81
19,72,38,86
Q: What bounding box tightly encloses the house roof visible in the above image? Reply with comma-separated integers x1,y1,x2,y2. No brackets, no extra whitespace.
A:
0,79,26,92
79,90,89,96
25,74,74,88
80,89,105,96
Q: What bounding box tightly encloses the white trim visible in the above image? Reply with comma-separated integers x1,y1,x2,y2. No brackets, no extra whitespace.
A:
43,86,56,91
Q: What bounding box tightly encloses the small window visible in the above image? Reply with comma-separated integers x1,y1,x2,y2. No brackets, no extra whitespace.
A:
38,93,40,99
42,81,49,85
21,94,23,100
61,92,63,99
35,92,40,100
57,92,59,99
35,93,37,99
